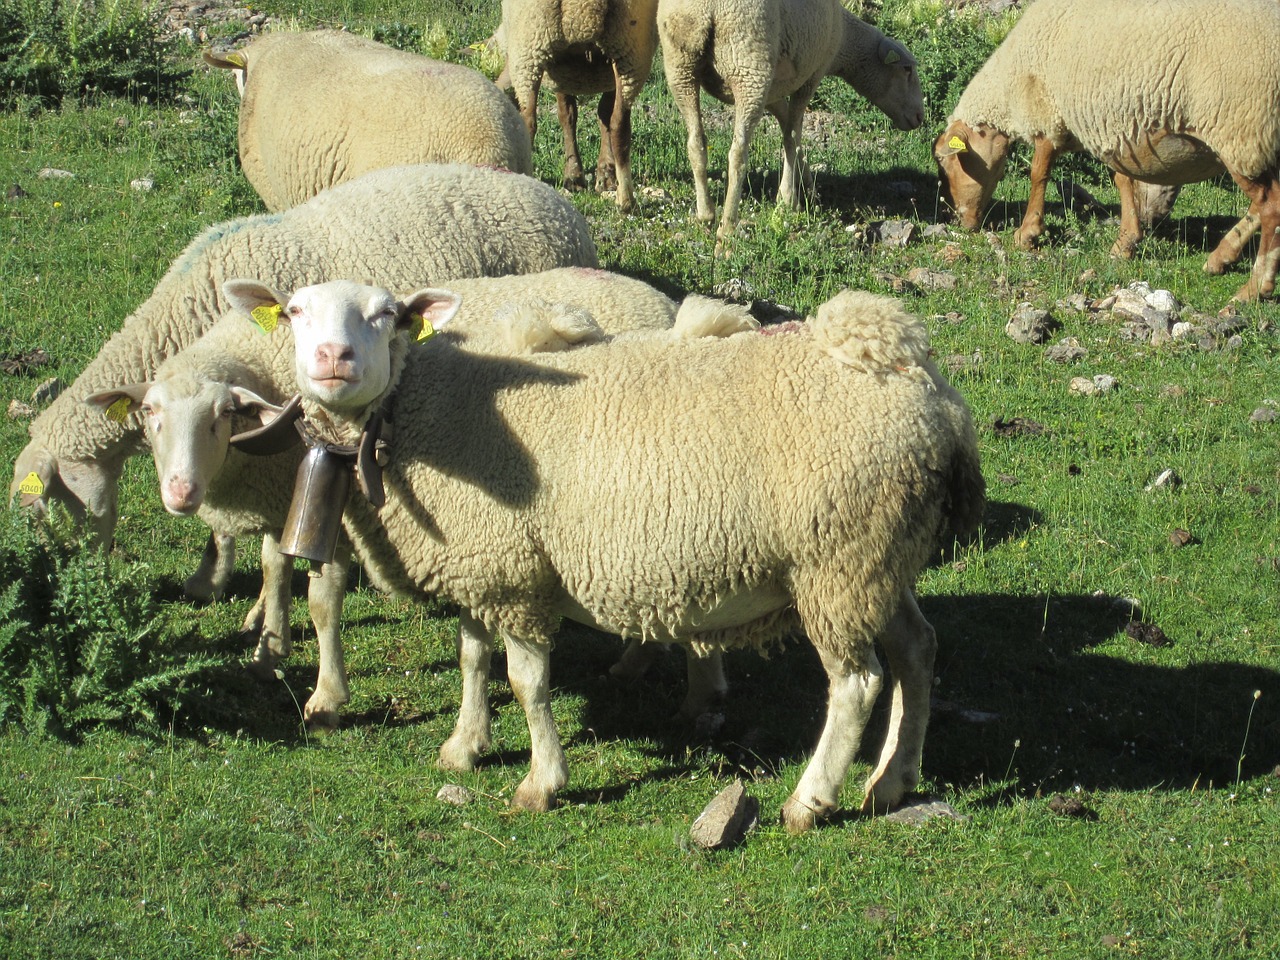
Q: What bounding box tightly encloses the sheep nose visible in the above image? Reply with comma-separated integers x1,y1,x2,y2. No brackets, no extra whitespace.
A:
163,477,199,513
315,343,355,366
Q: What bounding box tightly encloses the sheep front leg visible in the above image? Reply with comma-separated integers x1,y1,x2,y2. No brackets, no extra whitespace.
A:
1013,136,1058,249
862,589,936,814
1231,172,1280,301
302,543,350,732
505,633,567,812
1110,171,1144,259
245,532,293,679
182,530,235,602
438,609,495,772
781,644,883,834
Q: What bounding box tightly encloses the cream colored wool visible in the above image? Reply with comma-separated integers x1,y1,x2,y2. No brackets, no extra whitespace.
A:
9,164,597,554
206,30,533,212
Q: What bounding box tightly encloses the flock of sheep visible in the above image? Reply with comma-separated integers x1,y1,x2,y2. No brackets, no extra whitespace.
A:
9,0,1277,830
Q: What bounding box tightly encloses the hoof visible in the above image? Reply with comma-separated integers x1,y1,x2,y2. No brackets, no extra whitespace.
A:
304,707,340,733
510,780,556,812
437,737,487,773
246,658,279,682
780,796,828,834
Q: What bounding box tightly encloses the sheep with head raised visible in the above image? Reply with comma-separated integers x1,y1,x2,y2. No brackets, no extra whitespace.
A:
657,0,923,243
205,30,533,212
84,268,721,730
934,0,1280,301
9,163,597,625
225,278,984,830
499,0,660,211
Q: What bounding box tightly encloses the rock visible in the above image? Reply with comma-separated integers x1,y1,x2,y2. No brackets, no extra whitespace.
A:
1047,793,1097,819
1044,338,1087,363
38,168,75,180
1005,302,1058,344
713,277,756,302
939,242,965,264
690,780,758,849
1250,407,1277,423
1070,375,1117,396
1125,620,1172,647
6,183,26,200
436,783,474,806
1168,528,1196,548
1058,292,1091,312
1092,374,1118,393
921,223,950,239
7,399,35,420
130,178,155,192
31,377,63,405
904,267,956,291
1171,321,1198,341
883,798,967,826
875,219,915,248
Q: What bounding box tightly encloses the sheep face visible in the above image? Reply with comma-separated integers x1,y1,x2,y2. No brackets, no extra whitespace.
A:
934,120,1010,230
11,441,119,543
846,39,924,132
225,279,461,417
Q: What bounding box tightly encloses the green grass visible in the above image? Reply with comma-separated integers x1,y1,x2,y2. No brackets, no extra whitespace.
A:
1,0,1278,956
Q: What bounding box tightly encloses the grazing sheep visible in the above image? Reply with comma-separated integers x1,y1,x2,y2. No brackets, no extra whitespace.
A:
499,0,660,211
658,0,923,242
204,30,533,211
83,269,692,730
933,0,1280,301
9,162,597,607
228,278,984,831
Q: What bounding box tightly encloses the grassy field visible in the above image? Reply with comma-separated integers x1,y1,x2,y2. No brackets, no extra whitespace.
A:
0,0,1277,956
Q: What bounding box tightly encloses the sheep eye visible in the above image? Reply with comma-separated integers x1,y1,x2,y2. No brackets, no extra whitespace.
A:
287,304,303,318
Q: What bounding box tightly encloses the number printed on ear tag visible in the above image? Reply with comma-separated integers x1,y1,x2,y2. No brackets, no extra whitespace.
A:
251,304,282,334
104,397,131,423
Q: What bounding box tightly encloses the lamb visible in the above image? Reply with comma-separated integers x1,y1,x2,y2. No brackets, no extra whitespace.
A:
204,30,533,212
499,0,660,211
225,277,984,831
933,0,1280,301
83,269,699,729
657,0,923,243
9,162,597,604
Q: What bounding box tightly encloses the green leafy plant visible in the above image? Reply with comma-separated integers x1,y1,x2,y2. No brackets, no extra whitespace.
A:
0,513,220,737
0,0,190,107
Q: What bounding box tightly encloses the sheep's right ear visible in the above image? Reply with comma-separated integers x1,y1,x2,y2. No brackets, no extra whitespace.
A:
223,280,289,334
399,288,462,341
84,383,152,423
203,49,247,70
936,123,970,157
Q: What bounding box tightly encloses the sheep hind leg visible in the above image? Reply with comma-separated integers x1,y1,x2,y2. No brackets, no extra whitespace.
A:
556,93,588,191
605,67,635,211
771,82,820,210
717,94,768,247
246,532,293,680
505,633,568,811
781,642,883,834
302,542,350,732
1228,171,1280,301
675,649,727,721
1013,136,1058,250
664,63,714,225
438,609,495,772
182,530,235,602
1206,206,1260,275
862,589,936,814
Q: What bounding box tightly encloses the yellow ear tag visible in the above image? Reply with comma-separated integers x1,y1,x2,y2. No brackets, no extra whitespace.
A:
251,303,282,334
104,396,132,423
414,314,435,342
18,472,44,497
947,135,968,153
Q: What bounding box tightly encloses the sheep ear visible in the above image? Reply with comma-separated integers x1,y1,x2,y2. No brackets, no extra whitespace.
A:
878,39,903,65
223,280,289,334
936,125,970,157
400,288,462,342
203,49,247,70
228,386,281,424
84,383,152,422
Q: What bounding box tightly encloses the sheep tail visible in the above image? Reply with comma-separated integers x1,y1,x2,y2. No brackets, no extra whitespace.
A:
810,290,932,382
941,434,987,546
671,295,759,339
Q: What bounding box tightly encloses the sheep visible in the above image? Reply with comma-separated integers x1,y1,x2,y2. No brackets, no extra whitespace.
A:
657,0,924,243
499,0,660,211
204,30,533,212
82,268,706,730
224,278,985,831
9,161,597,612
490,20,624,193
933,0,1280,301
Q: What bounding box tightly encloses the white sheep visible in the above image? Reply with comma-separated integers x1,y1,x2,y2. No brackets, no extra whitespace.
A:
226,278,984,831
9,162,597,616
657,0,923,242
934,0,1280,301
204,30,533,212
83,269,712,730
499,0,660,211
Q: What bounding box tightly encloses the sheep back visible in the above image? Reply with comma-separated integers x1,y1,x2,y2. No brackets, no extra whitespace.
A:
220,30,533,211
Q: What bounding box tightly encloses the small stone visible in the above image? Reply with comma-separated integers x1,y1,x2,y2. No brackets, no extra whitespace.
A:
1144,468,1181,491
1250,407,1277,423
690,780,758,849
713,277,756,302
1005,302,1058,344
130,178,155,192
38,168,75,179
1070,376,1099,396
7,399,35,420
875,219,916,248
31,377,62,404
883,798,967,825
1044,338,1087,363
1091,374,1118,393
1078,268,1098,283
1125,620,1172,647
1146,288,1179,313
1169,528,1196,548
939,242,965,264
904,267,957,290
1171,321,1198,341
6,183,26,200
1058,292,1091,312
1109,287,1151,321
1047,793,1097,819
921,223,949,239
436,783,474,806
